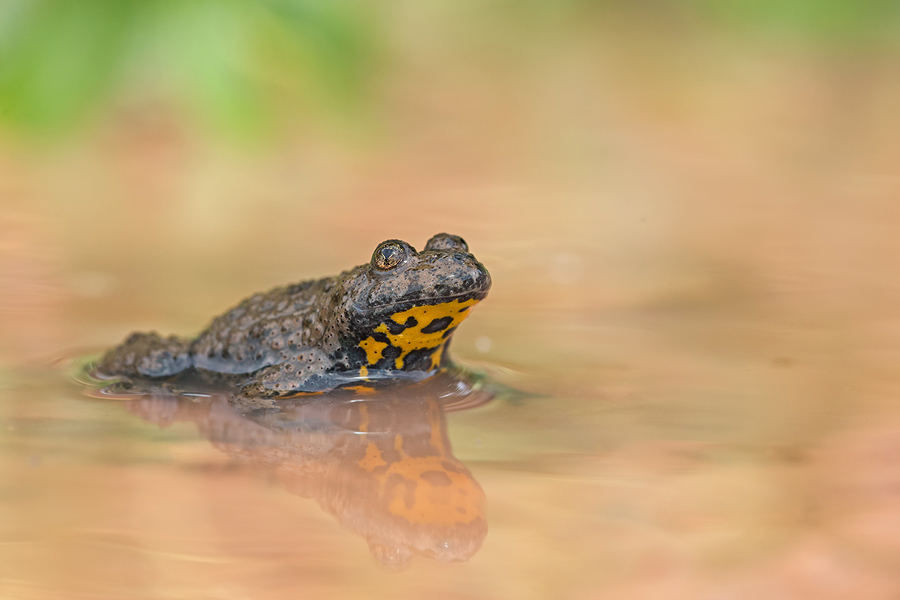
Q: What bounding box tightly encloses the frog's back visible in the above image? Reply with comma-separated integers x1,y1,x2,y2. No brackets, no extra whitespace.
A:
190,276,342,375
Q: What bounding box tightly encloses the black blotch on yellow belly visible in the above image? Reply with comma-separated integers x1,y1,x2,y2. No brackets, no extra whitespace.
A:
382,345,402,365
399,348,440,371
421,316,453,334
384,316,417,335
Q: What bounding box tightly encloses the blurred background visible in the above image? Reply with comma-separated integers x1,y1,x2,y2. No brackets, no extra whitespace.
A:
3,1,900,598
2,0,898,367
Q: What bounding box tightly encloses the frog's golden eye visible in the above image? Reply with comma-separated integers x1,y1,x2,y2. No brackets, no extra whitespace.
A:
372,241,407,270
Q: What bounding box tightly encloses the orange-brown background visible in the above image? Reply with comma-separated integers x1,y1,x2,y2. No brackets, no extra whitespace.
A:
2,2,900,598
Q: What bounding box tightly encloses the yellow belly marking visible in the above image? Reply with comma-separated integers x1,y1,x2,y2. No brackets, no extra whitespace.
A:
377,298,479,369
358,337,388,365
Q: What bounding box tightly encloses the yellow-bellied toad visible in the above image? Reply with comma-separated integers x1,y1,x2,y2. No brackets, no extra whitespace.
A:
95,233,491,397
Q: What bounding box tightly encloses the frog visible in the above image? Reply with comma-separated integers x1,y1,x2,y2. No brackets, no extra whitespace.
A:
94,233,491,399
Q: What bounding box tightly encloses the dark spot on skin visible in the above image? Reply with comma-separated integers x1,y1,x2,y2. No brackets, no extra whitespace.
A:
371,331,391,344
456,507,467,514
402,348,439,371
420,470,453,486
383,345,401,363
384,320,408,335
404,316,418,328
421,316,453,334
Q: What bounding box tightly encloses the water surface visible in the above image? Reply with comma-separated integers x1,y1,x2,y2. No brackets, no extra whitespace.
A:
3,288,900,599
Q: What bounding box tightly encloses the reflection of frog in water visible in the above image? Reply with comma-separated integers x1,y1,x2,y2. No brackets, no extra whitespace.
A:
95,234,491,401
107,371,492,566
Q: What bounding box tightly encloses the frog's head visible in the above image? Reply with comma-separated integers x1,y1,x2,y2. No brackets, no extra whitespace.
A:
336,233,491,375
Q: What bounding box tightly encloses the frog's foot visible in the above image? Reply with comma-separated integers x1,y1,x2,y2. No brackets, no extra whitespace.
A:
238,361,437,399
237,349,337,397
94,332,192,379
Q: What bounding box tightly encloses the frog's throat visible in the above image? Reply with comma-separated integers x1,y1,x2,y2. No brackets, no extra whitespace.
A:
357,298,479,371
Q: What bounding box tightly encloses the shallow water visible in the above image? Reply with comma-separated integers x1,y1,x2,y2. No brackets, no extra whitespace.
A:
4,289,900,598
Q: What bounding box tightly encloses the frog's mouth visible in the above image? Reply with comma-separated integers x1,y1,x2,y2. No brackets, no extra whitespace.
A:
353,286,489,316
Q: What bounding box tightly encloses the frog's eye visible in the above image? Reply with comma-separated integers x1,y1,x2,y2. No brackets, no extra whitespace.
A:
372,240,408,270
424,233,468,252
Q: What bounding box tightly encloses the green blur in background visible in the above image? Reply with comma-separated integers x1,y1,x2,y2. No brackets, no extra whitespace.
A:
0,0,376,139
1,0,899,141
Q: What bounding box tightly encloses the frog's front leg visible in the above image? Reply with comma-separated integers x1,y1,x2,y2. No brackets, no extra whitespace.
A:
238,348,336,397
